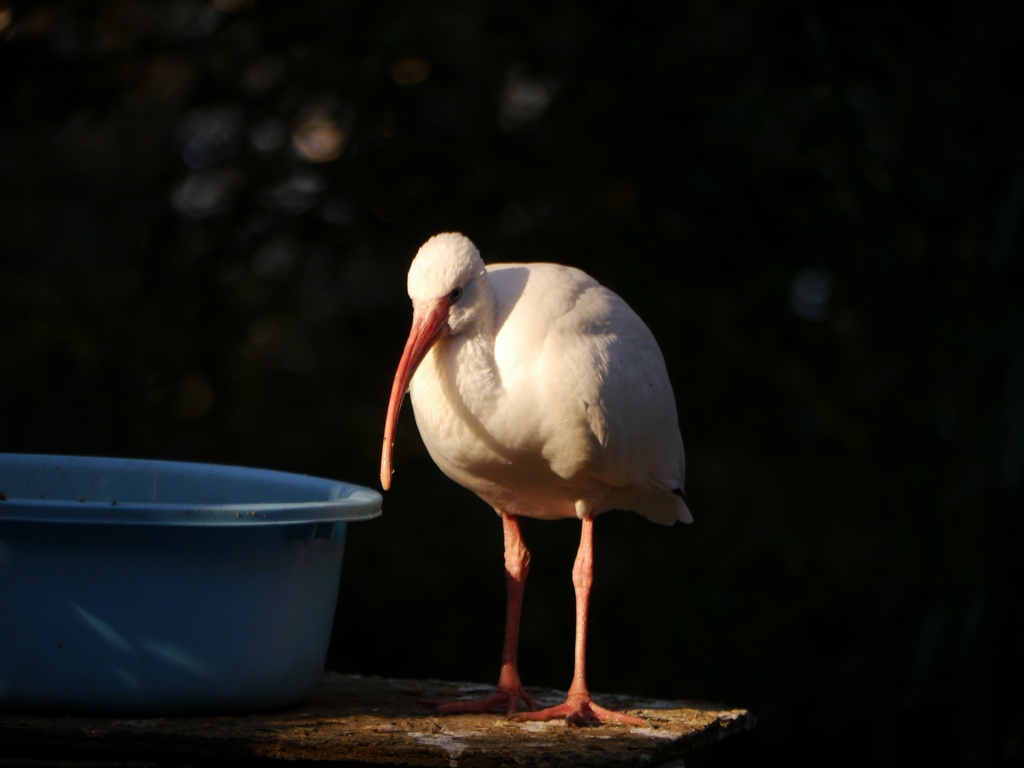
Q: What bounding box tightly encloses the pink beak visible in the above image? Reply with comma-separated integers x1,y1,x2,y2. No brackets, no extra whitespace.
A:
380,299,450,490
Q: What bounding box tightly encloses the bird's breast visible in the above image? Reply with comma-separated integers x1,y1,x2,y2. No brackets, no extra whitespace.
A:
407,344,583,520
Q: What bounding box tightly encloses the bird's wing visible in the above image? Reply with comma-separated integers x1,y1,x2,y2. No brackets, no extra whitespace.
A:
490,263,687,523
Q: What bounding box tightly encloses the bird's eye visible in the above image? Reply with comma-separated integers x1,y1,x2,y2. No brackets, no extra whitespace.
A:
449,287,463,303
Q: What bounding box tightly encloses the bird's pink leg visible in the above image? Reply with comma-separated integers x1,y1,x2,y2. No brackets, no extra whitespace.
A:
431,512,538,715
515,515,645,726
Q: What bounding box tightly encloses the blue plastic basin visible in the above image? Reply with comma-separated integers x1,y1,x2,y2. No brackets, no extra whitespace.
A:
0,454,382,715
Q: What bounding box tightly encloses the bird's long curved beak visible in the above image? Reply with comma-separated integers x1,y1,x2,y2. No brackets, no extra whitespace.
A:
381,299,450,490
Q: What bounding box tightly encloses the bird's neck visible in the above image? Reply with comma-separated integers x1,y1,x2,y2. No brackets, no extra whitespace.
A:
418,308,503,420
448,280,503,411
449,332,501,409
413,276,504,421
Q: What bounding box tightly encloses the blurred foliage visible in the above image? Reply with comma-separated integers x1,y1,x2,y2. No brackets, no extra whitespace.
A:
1,1,1022,766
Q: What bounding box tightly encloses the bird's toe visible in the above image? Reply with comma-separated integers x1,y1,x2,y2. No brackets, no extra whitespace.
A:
513,698,645,727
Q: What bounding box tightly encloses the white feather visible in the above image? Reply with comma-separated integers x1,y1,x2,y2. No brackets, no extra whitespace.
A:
406,240,690,526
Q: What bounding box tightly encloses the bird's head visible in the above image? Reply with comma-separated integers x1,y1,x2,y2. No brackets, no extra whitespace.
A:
381,232,489,490
407,232,488,336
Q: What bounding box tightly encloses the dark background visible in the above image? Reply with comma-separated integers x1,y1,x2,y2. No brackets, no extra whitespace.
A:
2,1,1022,766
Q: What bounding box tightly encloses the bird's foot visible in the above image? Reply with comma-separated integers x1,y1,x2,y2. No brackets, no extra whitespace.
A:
513,696,645,727
425,686,538,717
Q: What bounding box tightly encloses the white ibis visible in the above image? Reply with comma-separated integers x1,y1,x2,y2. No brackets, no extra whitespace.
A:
381,232,691,726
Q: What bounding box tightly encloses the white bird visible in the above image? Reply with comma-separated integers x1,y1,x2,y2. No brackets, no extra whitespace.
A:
381,232,691,726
